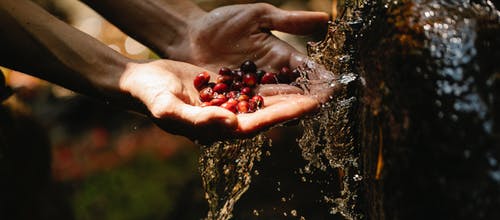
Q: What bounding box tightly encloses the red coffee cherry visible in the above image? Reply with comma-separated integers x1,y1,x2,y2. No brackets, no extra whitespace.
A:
199,87,214,102
221,99,238,113
210,94,228,106
237,94,249,102
226,99,239,106
240,60,257,73
243,73,258,87
213,83,229,93
248,100,257,113
216,75,233,85
240,87,252,96
193,71,210,90
237,101,250,113
218,67,233,76
260,72,278,84
250,95,264,109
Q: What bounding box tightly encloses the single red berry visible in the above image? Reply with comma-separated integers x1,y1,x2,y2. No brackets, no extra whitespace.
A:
248,100,257,113
213,83,229,93
193,71,210,90
237,94,249,102
218,67,232,76
210,94,228,106
243,73,258,87
250,95,264,108
237,101,250,113
226,98,239,106
199,87,214,102
240,87,252,96
240,60,257,73
221,100,238,113
260,72,278,84
216,75,233,85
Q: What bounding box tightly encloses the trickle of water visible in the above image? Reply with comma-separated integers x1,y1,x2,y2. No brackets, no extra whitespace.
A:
199,134,268,220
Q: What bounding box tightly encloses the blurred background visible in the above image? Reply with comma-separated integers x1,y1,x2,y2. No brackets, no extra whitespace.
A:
0,0,332,220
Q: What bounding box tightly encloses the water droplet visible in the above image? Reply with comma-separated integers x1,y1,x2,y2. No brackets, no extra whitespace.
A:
252,209,259,216
353,174,363,181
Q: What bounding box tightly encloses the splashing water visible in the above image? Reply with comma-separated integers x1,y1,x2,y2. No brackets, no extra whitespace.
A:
199,135,268,220
296,19,363,220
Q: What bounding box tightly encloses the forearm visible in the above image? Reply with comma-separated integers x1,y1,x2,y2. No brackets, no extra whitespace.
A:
82,0,205,58
0,0,144,112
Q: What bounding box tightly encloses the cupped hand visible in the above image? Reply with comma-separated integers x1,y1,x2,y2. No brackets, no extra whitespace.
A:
167,3,329,72
120,60,321,143
120,60,237,142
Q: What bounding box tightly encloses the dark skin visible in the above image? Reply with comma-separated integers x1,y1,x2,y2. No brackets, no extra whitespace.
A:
0,0,331,143
81,0,330,72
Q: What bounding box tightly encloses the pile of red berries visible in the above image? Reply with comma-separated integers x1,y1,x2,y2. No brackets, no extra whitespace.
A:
193,60,301,114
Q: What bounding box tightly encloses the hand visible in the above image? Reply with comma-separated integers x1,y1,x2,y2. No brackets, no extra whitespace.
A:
166,3,329,72
120,60,320,143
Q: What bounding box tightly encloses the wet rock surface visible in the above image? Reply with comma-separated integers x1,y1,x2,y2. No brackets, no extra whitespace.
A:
355,0,500,219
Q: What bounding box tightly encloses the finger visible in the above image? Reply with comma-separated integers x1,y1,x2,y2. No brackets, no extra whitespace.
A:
254,84,304,96
154,102,239,143
172,102,238,129
289,51,308,69
259,5,329,35
236,94,319,134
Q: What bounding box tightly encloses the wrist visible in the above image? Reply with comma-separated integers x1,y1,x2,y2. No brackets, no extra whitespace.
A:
83,0,206,59
153,1,207,59
105,59,150,115
118,60,163,115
